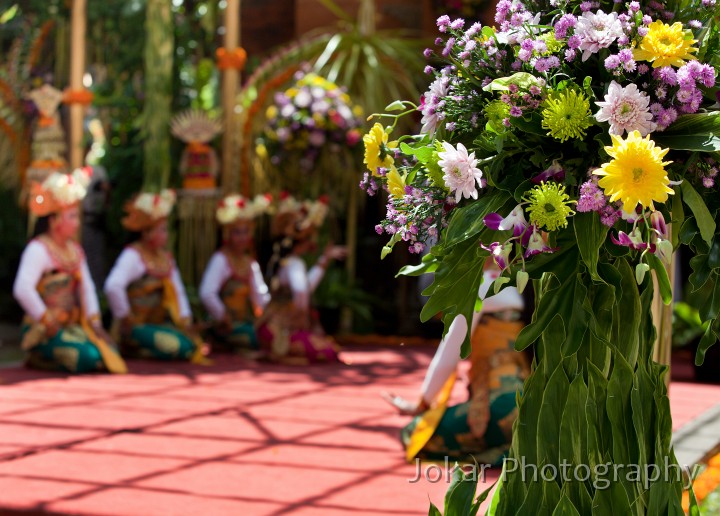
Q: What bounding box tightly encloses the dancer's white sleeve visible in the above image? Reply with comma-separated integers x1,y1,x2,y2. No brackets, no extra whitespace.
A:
199,252,230,321
418,270,524,403
249,260,271,310
80,258,100,319
13,241,52,322
104,248,146,319
307,262,326,293
284,257,311,312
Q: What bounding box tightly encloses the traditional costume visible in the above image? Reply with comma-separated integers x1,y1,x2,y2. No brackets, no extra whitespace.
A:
199,194,271,351
13,169,127,374
401,270,529,465
257,194,340,364
104,190,204,362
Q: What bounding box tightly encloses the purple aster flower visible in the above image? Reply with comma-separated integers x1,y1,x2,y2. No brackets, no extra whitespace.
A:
599,206,620,226
450,18,465,30
567,35,581,49
423,48,433,58
565,49,577,62
437,15,451,32
510,106,523,117
605,55,621,70
577,180,607,212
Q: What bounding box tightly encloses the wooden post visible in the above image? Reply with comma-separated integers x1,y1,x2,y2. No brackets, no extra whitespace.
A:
69,0,87,169
652,224,674,388
222,0,241,194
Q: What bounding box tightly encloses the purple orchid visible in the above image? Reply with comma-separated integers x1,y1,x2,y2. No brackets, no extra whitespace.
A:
610,227,648,250
531,160,566,184
650,211,668,239
525,228,558,257
481,241,513,270
484,204,529,237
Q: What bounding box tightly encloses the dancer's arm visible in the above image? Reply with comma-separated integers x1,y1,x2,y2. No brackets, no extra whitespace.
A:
248,260,271,314
13,240,50,322
103,248,145,319
199,252,230,321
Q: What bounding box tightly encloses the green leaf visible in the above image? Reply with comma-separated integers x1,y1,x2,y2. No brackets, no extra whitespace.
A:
661,111,720,135
646,254,673,305
482,72,540,92
653,133,720,151
689,254,712,291
428,502,442,516
699,275,720,322
443,191,512,248
681,181,716,245
420,240,487,357
472,481,498,515
515,272,576,351
537,364,570,469
398,252,438,277
444,465,478,516
558,374,589,473
574,212,609,282
590,478,632,516
671,186,685,248
696,315,719,365
550,495,581,516
708,236,720,269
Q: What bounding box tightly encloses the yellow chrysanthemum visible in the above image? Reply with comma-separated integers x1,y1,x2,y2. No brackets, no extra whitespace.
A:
633,21,697,68
523,182,575,231
541,89,593,142
363,123,397,175
594,130,673,212
387,166,406,198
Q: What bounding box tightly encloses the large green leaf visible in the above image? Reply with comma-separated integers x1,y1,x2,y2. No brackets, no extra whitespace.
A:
574,212,609,282
607,353,640,501
680,181,716,246
537,364,570,469
420,239,487,357
558,374,589,474
515,272,576,351
630,365,655,512
444,465,479,516
696,314,720,365
653,133,720,151
550,495,581,516
443,191,512,248
661,111,720,135
590,478,632,516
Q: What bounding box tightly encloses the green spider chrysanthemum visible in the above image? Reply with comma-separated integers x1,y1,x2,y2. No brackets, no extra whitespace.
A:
541,89,593,142
523,182,575,231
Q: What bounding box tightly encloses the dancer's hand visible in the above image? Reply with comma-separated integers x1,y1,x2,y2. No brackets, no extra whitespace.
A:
381,391,428,416
323,243,348,262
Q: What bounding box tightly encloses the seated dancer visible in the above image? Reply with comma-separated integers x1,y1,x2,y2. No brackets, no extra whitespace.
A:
13,169,127,374
257,194,346,364
104,189,204,362
199,193,271,351
383,266,529,466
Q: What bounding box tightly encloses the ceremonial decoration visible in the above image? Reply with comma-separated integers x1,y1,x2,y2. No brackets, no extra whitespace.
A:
25,84,68,185
170,109,222,191
363,1,720,512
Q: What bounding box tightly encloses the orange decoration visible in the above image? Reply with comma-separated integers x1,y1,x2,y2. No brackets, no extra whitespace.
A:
187,141,212,154
63,88,94,105
682,451,720,512
216,48,247,71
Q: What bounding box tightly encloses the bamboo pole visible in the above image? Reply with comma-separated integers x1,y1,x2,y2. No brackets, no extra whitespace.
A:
222,0,241,194
69,0,86,169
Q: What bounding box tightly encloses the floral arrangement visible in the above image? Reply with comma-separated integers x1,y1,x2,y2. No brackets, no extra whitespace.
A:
29,168,92,216
132,189,176,220
362,0,720,512
261,70,363,170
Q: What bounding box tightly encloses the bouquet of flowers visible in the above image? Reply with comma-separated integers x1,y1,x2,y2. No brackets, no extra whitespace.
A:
261,70,363,171
362,0,720,512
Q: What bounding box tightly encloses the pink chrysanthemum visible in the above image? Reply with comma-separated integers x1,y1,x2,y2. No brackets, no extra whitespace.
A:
437,142,484,203
595,81,657,136
575,10,624,61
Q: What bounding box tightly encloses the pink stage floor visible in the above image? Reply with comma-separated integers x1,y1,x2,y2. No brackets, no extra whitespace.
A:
0,345,717,516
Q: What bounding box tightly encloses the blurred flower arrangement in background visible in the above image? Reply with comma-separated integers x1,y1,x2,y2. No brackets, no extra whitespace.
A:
259,69,363,171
